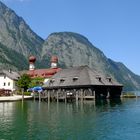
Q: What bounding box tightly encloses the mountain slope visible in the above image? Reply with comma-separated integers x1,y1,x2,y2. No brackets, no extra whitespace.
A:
108,59,140,90
0,1,44,59
42,32,110,73
0,1,140,91
0,42,28,70
42,32,140,91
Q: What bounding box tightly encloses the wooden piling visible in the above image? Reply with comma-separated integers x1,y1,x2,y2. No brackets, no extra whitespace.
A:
22,88,24,101
39,91,41,102
64,89,67,103
93,90,95,100
76,91,78,102
107,90,110,99
80,89,83,101
48,90,50,103
56,90,58,103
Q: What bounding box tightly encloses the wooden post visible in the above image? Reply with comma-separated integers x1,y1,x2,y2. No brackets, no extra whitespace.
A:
33,91,35,101
57,89,59,103
64,89,67,103
22,88,24,101
80,89,83,101
107,90,110,99
93,90,95,100
52,89,55,101
76,89,78,102
44,90,47,102
39,91,41,102
83,89,85,100
48,90,50,103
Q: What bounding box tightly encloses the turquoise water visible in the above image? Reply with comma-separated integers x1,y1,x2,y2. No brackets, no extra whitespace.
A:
0,99,140,140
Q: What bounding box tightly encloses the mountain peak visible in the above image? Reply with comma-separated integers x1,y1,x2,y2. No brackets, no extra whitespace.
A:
0,1,9,14
0,1,16,17
0,1,6,8
42,32,140,90
48,32,94,48
0,1,44,70
0,1,140,90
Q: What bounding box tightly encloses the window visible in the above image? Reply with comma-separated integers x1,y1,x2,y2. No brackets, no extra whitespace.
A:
96,76,102,82
49,79,55,85
98,77,101,82
50,79,55,83
106,77,112,82
8,82,10,86
4,75,6,79
60,78,65,83
73,77,78,81
3,82,6,86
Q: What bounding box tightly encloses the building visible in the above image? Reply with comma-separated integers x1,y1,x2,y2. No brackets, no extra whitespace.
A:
26,56,61,84
43,66,123,100
0,69,20,91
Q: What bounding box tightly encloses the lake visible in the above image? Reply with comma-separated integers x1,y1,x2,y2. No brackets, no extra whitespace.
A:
0,99,140,140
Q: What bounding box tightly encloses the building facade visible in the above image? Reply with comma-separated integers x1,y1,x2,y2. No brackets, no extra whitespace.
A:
26,56,61,84
43,66,123,100
0,70,20,91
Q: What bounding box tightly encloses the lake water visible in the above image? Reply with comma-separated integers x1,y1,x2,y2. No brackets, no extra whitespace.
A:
0,99,140,140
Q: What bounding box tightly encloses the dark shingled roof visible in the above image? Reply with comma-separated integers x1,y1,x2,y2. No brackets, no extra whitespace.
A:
43,66,122,88
0,70,20,80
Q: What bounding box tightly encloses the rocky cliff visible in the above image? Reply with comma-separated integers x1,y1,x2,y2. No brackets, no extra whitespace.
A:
0,1,140,90
42,32,140,90
0,1,44,63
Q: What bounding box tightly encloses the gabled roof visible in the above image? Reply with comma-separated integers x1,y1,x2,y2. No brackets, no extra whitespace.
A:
0,70,20,80
26,68,61,78
43,66,122,88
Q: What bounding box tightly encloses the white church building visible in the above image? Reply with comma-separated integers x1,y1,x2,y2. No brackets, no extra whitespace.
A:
0,70,20,91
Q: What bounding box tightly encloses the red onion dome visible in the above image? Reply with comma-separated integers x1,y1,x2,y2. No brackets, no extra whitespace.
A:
29,56,36,63
51,56,58,63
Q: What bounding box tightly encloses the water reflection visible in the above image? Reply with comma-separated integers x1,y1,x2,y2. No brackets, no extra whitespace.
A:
0,99,140,140
45,99,122,115
95,99,121,106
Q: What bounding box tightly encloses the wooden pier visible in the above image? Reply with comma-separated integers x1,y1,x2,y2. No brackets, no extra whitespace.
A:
42,66,123,102
34,88,112,103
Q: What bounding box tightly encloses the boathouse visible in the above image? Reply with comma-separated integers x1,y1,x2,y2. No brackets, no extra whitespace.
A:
43,66,123,101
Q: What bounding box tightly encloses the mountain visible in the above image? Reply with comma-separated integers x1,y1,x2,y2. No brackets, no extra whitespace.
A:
0,42,28,70
0,1,140,91
0,1,44,70
42,32,140,91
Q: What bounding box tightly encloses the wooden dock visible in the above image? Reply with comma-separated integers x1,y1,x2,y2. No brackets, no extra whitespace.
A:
34,89,96,103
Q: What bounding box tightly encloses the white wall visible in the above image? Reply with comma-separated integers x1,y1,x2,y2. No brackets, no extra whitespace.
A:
0,75,16,91
44,78,50,84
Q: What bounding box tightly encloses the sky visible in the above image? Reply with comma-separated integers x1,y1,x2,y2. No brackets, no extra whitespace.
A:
1,0,140,75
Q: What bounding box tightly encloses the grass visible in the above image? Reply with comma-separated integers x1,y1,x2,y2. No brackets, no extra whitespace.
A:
15,91,31,96
121,92,136,98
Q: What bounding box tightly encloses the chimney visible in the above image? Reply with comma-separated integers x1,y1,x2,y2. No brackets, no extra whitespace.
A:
29,56,36,70
51,56,58,68
9,69,12,73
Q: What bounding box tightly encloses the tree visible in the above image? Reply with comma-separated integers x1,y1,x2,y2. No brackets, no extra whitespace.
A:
29,77,44,88
16,74,31,91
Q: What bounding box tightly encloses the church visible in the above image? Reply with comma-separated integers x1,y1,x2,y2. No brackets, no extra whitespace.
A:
26,55,61,84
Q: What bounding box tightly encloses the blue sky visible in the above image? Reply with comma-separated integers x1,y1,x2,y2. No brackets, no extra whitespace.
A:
1,0,140,75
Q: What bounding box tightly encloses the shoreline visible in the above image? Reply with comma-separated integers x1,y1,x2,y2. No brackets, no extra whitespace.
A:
0,95,33,102
0,95,139,102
